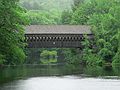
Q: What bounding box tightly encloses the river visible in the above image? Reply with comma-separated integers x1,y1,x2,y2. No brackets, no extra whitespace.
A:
0,64,120,90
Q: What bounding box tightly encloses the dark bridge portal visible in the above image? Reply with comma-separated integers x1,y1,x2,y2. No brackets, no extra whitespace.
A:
25,25,92,48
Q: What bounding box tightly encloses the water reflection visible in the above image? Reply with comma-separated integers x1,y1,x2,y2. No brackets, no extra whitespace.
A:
0,65,120,90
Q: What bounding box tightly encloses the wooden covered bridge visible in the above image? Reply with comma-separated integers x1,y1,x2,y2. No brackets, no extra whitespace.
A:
25,25,92,48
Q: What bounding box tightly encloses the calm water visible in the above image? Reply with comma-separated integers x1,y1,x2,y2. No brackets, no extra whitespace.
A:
0,64,120,90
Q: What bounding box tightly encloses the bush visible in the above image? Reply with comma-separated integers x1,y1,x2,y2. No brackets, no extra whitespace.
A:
82,53,103,66
10,46,26,65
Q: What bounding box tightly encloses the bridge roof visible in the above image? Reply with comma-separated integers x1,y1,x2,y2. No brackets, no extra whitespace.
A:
25,25,91,34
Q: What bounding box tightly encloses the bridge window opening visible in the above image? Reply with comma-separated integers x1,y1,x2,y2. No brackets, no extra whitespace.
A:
53,37,55,40
77,37,79,40
29,37,32,42
65,37,68,40
75,37,77,40
49,37,52,40
33,36,36,41
46,37,49,41
51,37,54,40
69,37,71,40
72,37,74,40
59,37,62,40
43,37,45,40
56,37,58,39
36,37,39,40
25,34,90,48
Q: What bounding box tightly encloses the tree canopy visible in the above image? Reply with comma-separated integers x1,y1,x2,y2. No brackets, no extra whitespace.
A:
0,0,28,65
62,0,120,65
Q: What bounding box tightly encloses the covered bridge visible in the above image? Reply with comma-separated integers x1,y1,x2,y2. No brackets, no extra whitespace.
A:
25,25,92,48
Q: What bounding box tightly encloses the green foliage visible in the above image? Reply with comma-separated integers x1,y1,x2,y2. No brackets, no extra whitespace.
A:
40,50,57,64
10,45,26,65
82,53,103,66
81,35,103,65
112,49,120,64
20,0,73,24
65,0,120,65
61,48,82,65
61,10,73,24
112,31,120,65
26,10,61,25
73,0,85,7
0,0,28,65
72,0,85,11
0,54,5,65
20,0,73,11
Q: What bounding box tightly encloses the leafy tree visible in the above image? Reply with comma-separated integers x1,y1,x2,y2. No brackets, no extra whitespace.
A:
112,31,120,64
72,0,85,11
27,10,61,25
61,48,82,65
20,0,73,25
20,0,73,11
73,0,84,6
68,0,120,65
0,0,28,65
61,10,73,24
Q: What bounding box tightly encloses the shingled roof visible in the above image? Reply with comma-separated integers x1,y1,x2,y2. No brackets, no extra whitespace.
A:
25,25,91,34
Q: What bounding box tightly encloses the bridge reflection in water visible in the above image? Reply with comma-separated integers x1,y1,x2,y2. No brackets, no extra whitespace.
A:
25,25,93,48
